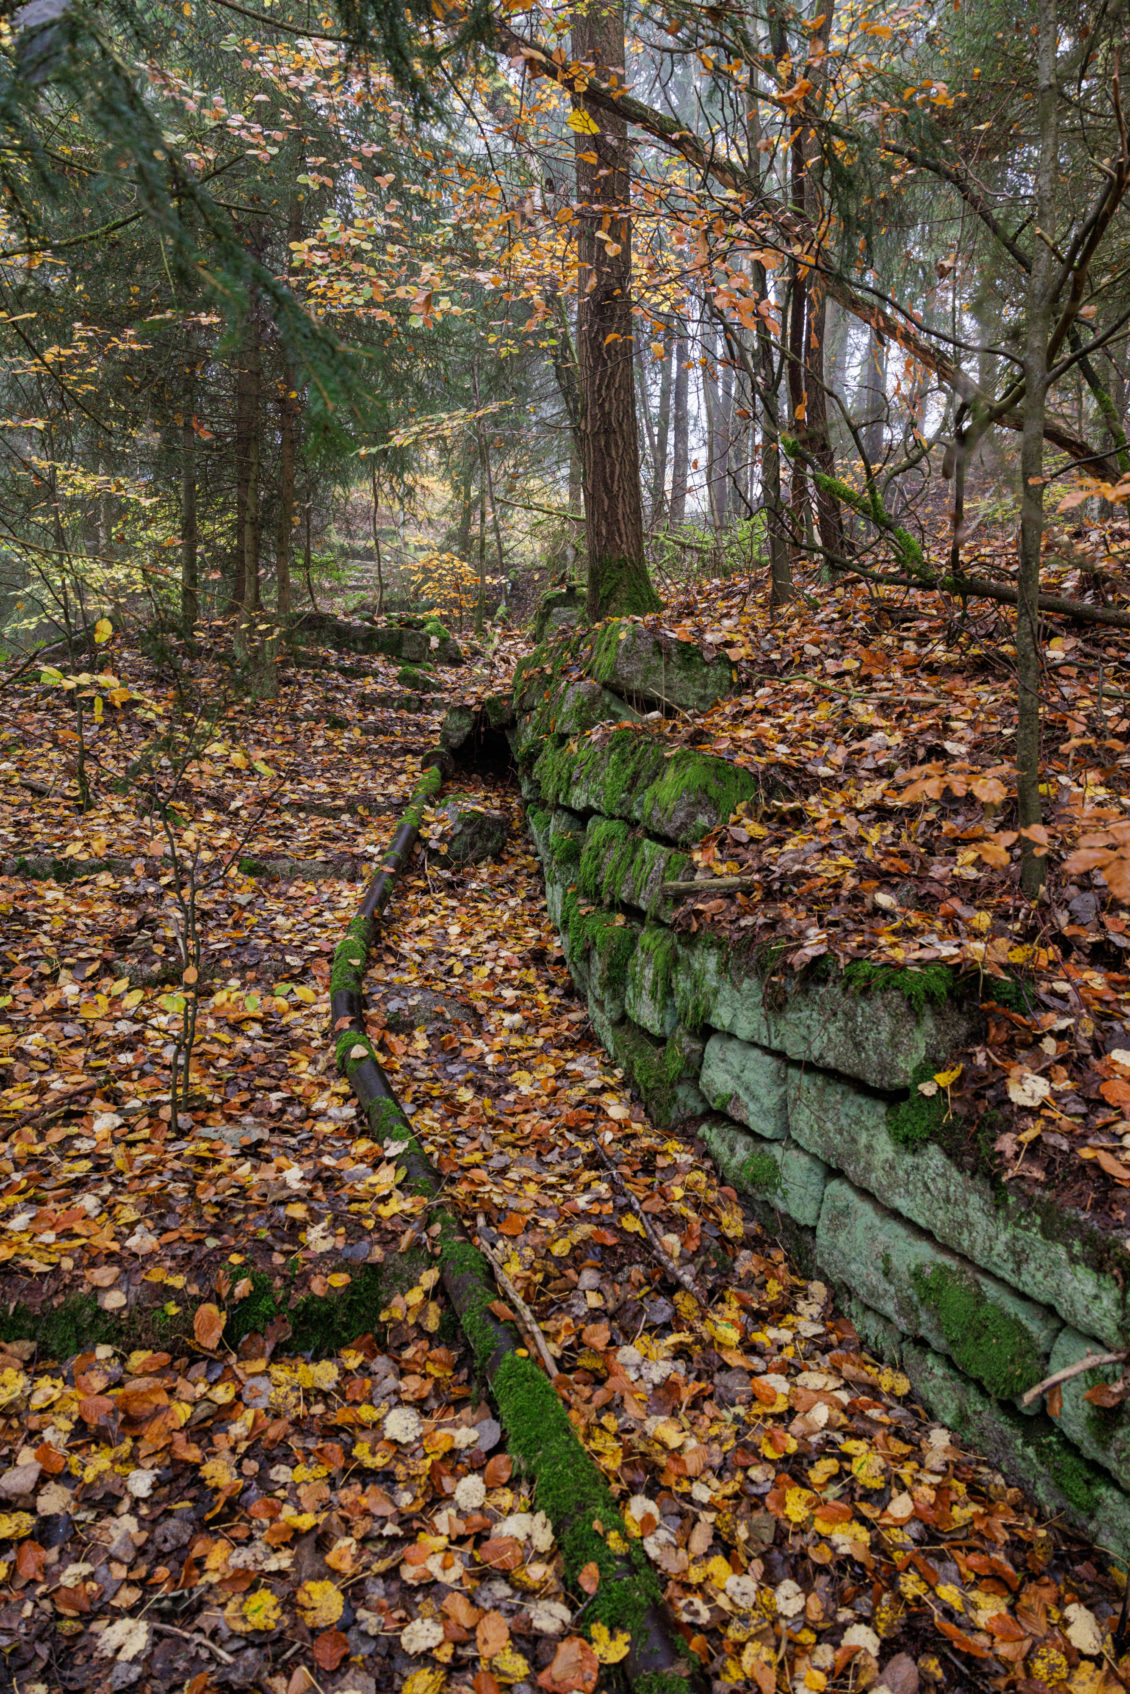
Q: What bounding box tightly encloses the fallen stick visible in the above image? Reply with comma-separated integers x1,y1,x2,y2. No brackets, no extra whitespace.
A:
1,1078,102,1135
592,1136,709,1305
475,1224,560,1378
1021,1348,1127,1407
662,876,755,894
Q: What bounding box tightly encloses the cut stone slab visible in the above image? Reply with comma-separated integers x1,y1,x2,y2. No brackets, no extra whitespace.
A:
625,925,678,1038
700,1034,788,1140
600,1015,707,1127
436,795,508,864
815,1180,1060,1405
1047,1325,1130,1492
670,936,975,1090
788,1066,1129,1348
700,1117,827,1228
585,620,735,714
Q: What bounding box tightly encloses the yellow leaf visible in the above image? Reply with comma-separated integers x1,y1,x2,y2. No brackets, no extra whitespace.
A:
591,1621,631,1664
933,1064,962,1088
621,1214,645,1236
294,985,317,1003
296,1579,344,1629
225,1588,282,1633
567,107,600,134
122,989,144,1010
403,1670,446,1694
93,618,112,643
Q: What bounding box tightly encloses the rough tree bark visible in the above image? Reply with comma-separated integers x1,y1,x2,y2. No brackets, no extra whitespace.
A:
572,0,659,619
1017,0,1058,898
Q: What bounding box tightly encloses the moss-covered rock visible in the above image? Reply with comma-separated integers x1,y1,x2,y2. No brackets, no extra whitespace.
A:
435,794,508,864
533,585,584,643
397,663,443,693
625,924,678,1038
815,1180,1058,1404
789,1067,1129,1348
585,619,735,713
700,1117,828,1227
670,934,975,1090
1048,1325,1130,1492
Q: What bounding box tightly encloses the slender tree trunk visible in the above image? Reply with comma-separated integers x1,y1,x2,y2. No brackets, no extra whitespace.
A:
858,326,888,468
572,0,658,618
276,363,296,617
231,318,260,612
652,331,673,524
1017,0,1057,898
669,328,689,526
181,380,198,628
370,465,385,616
636,347,659,511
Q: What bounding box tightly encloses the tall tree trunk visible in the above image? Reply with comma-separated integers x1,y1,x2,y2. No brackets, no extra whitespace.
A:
181,409,198,627
858,325,888,469
651,331,673,524
668,328,689,526
275,363,296,617
572,0,658,619
231,320,257,611
1017,0,1057,898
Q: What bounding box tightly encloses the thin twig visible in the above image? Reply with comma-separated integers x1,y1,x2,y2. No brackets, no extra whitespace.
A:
148,1623,235,1665
1020,1348,1127,1406
591,1136,709,1305
475,1226,560,1377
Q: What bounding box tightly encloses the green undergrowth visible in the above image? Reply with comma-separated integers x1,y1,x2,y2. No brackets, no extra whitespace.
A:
0,1257,408,1361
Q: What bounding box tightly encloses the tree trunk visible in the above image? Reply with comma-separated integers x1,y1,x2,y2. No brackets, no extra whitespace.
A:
572,0,658,619
668,328,689,526
857,326,888,469
1017,0,1057,899
276,362,296,617
180,377,198,627
652,331,673,524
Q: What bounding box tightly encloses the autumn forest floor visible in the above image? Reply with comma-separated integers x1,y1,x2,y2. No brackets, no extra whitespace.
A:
0,605,1127,1694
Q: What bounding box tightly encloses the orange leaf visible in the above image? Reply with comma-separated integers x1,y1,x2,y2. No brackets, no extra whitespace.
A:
578,1560,600,1595
497,1215,526,1236
477,1536,524,1571
484,1454,512,1487
193,1303,225,1350
934,1617,991,1657
476,1609,510,1659
537,1636,600,1693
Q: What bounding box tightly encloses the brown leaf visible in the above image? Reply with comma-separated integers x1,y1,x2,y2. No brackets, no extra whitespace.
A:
577,1560,600,1595
476,1609,510,1659
537,1637,600,1693
483,1454,512,1487
16,1540,45,1582
1084,1380,1127,1408
312,1630,350,1672
476,1536,523,1572
193,1303,225,1350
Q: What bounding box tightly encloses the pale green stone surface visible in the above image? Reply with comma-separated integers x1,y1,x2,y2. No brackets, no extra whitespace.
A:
700,1034,788,1139
815,1180,1060,1403
789,1067,1128,1348
1048,1325,1130,1493
671,940,972,1090
700,1117,827,1227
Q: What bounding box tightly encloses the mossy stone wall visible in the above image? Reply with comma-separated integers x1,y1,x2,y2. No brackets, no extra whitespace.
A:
513,628,1130,1561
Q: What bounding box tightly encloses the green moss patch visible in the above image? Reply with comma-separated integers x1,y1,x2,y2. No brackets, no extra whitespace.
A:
910,1261,1042,1401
